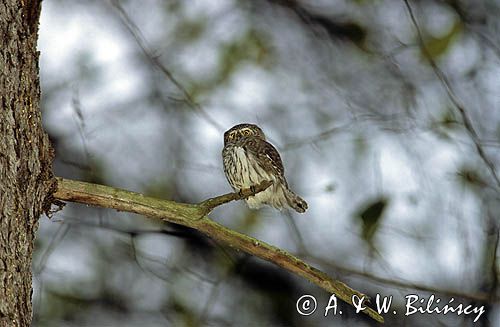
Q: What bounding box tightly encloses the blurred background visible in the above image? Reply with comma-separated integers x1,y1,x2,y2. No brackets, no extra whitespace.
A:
34,0,500,326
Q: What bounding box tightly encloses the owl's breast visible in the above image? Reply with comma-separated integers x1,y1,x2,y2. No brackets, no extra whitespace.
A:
223,145,274,190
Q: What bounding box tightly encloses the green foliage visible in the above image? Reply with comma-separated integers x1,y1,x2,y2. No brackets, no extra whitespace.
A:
439,109,460,129
421,20,462,59
355,197,388,245
456,166,489,190
35,290,93,327
80,157,108,185
239,209,262,230
324,182,336,193
353,135,368,158
431,108,460,140
216,29,271,84
176,19,207,42
186,29,271,99
143,176,175,199
169,298,198,327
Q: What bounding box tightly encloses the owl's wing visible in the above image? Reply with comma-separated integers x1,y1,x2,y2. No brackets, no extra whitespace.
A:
241,138,285,177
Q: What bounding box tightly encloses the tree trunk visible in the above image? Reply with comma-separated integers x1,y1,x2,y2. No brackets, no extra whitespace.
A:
0,1,54,326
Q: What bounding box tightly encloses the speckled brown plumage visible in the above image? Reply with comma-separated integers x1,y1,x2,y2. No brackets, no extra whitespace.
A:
222,123,307,213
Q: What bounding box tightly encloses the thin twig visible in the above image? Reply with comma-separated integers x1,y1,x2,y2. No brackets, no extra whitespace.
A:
403,0,500,190
281,122,353,151
306,254,498,303
52,177,384,323
108,0,223,132
198,180,273,215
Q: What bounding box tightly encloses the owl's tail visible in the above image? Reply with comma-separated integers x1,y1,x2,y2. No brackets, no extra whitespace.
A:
284,189,308,213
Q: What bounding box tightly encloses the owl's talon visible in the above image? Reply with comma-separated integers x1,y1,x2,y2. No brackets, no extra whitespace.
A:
239,187,252,198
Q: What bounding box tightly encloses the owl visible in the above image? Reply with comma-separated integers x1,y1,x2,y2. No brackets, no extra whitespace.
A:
222,123,308,213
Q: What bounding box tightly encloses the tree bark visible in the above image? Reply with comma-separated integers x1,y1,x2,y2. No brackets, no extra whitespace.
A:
0,1,54,326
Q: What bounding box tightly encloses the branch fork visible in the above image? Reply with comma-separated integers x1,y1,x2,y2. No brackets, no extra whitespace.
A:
52,177,384,323
198,180,273,216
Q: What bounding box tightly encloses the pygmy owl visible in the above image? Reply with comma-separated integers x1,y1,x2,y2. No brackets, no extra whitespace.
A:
222,123,308,213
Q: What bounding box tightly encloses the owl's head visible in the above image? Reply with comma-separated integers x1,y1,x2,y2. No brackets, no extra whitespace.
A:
224,123,266,145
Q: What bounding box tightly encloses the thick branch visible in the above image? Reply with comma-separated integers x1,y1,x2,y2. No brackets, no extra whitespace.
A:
53,177,384,323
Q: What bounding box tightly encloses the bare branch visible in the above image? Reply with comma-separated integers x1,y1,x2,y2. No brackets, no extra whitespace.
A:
52,177,384,323
198,180,273,215
108,0,223,132
281,122,353,151
306,254,498,303
403,0,500,190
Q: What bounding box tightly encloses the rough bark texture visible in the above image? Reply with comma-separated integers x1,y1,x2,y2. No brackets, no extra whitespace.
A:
0,1,55,326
